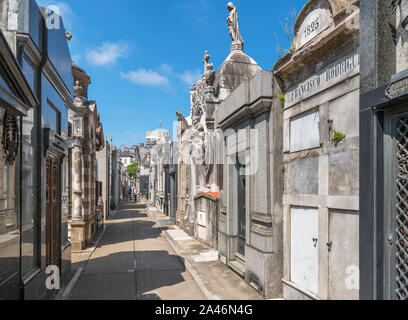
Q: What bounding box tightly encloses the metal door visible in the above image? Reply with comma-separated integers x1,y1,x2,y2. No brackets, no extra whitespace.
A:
46,157,59,267
237,164,246,257
170,171,177,221
385,111,408,300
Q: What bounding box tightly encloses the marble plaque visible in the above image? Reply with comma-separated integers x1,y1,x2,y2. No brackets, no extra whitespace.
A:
290,109,320,153
295,9,331,50
197,210,207,227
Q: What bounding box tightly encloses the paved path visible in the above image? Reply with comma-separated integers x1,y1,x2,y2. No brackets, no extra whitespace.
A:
147,207,264,300
68,201,206,300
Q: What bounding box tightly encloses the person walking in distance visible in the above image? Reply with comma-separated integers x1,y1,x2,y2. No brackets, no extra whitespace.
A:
128,186,132,201
133,187,138,203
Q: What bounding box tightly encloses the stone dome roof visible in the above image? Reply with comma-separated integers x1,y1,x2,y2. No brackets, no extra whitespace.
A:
214,50,262,96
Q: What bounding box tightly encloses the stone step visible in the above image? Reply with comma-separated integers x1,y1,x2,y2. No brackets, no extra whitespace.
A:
229,258,246,278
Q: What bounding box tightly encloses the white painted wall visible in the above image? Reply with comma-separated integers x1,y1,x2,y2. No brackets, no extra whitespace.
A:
291,207,319,294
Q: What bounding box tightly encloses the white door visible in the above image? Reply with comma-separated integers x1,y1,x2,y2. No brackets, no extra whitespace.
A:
291,207,319,294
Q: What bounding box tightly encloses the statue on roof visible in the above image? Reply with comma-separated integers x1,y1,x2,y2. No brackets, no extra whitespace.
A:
203,51,215,87
227,2,244,45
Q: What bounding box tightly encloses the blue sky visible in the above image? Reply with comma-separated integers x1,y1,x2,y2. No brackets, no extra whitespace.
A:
38,0,306,146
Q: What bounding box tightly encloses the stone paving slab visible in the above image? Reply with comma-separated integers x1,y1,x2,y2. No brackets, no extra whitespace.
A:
167,229,193,241
147,206,264,301
136,270,205,300
69,272,136,300
191,251,219,263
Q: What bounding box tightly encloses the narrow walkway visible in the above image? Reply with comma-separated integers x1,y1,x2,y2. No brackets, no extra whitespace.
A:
147,207,264,300
67,201,206,300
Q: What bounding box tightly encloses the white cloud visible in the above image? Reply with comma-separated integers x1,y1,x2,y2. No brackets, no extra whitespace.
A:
121,69,169,86
180,69,202,85
121,64,203,89
86,42,129,66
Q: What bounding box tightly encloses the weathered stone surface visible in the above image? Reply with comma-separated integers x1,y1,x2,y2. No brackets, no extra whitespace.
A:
328,210,359,300
69,64,105,250
329,150,359,196
216,71,272,127
288,157,319,195
214,51,261,100
290,109,320,153
275,0,360,300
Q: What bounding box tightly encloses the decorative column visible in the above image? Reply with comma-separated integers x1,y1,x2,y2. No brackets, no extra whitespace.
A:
72,137,83,221
69,108,87,251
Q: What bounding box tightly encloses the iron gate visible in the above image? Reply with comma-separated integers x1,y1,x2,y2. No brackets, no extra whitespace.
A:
395,114,408,300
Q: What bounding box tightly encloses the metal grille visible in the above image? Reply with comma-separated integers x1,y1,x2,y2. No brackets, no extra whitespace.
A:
396,116,408,300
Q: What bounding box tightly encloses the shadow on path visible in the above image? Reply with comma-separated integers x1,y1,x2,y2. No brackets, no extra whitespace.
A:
69,201,205,300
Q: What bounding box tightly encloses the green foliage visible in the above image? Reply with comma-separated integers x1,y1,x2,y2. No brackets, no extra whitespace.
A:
331,131,346,145
126,162,139,179
279,95,286,111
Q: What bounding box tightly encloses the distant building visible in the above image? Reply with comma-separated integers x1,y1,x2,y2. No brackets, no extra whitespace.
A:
118,156,136,169
146,129,170,149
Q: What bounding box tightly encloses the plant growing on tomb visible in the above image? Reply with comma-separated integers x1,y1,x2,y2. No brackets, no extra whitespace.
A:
279,95,286,111
331,130,346,146
312,106,320,112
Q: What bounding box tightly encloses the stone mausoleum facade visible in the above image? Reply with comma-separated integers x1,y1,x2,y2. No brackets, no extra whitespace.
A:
69,64,105,251
274,0,360,300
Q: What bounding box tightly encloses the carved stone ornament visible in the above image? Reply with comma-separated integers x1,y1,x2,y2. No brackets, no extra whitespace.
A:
390,0,408,29
68,109,83,137
176,111,190,136
2,111,19,165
